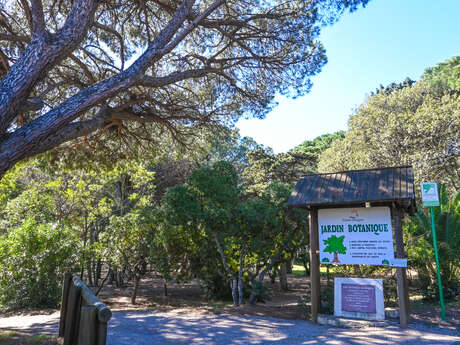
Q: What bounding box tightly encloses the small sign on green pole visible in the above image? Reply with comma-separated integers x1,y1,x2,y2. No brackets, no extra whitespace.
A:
420,182,445,321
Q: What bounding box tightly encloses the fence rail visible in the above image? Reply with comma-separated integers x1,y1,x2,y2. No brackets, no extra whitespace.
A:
59,273,112,345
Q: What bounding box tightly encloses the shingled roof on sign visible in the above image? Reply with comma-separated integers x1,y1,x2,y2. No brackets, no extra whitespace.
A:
288,166,417,214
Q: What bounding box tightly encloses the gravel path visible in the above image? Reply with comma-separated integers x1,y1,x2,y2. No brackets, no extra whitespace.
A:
1,310,459,345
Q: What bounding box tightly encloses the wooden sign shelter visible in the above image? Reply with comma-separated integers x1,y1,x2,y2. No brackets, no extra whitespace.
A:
288,166,416,328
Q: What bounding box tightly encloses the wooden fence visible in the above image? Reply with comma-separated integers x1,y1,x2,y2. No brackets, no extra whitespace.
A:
59,273,112,345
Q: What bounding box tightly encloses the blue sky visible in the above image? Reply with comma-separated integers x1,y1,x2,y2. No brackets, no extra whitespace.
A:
236,0,460,153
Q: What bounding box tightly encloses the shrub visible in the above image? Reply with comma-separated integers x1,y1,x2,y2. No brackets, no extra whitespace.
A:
0,219,78,310
405,189,460,300
248,280,271,303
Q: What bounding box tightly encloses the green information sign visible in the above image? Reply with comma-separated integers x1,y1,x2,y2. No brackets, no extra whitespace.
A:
420,182,440,207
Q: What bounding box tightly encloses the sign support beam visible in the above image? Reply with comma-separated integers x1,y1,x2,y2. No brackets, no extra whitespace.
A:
394,206,409,328
309,208,320,323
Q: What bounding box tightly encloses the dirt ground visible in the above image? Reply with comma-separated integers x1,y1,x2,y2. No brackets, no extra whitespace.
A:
2,272,458,331
95,272,460,329
98,273,309,320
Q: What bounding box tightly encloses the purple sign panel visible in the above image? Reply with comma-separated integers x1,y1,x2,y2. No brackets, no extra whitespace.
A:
341,284,376,313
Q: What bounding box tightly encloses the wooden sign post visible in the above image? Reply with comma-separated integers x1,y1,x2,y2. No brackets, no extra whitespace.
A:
309,208,320,323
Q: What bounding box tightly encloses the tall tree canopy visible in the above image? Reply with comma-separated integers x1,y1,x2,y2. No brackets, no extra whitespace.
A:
318,56,460,193
0,0,368,178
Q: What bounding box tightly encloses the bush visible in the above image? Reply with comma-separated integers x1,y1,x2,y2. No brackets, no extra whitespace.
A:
0,219,78,310
405,189,460,300
297,294,310,319
249,280,271,303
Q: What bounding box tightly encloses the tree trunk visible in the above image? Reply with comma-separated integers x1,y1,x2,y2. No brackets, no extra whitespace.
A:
87,258,94,286
286,257,293,274
163,280,168,297
238,242,246,306
95,259,102,287
269,266,277,284
212,231,238,306
108,268,114,285
131,275,140,305
249,253,281,305
278,262,288,291
117,270,123,288
231,279,238,306
80,214,88,280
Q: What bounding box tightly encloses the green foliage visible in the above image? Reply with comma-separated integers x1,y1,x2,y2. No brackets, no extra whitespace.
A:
405,187,460,300
422,56,460,93
291,131,345,171
243,148,315,195
320,283,334,314
0,219,78,310
248,281,271,304
297,294,311,319
318,56,460,195
372,77,415,95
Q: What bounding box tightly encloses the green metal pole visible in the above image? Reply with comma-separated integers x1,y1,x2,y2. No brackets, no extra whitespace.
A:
430,207,446,321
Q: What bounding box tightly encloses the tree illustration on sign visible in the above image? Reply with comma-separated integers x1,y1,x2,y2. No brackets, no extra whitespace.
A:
323,235,346,263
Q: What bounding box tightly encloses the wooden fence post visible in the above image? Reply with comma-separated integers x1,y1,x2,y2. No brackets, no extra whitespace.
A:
59,272,73,337
309,208,320,323
97,322,108,345
78,305,97,345
64,284,82,345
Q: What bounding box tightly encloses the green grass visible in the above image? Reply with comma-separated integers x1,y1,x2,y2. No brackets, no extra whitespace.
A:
292,264,307,276
26,335,49,344
0,331,60,345
292,264,338,276
0,331,15,340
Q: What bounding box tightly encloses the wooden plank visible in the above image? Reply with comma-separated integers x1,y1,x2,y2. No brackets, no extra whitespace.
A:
72,275,112,323
78,306,97,345
64,284,82,345
59,272,73,337
336,173,347,202
97,322,108,345
343,171,357,203
328,173,341,204
394,207,409,328
309,208,320,323
318,174,332,203
303,174,318,205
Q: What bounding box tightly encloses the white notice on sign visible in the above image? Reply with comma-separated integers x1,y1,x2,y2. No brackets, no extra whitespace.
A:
318,207,394,266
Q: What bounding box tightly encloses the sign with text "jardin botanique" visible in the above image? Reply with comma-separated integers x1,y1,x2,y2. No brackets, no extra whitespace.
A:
318,207,394,266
